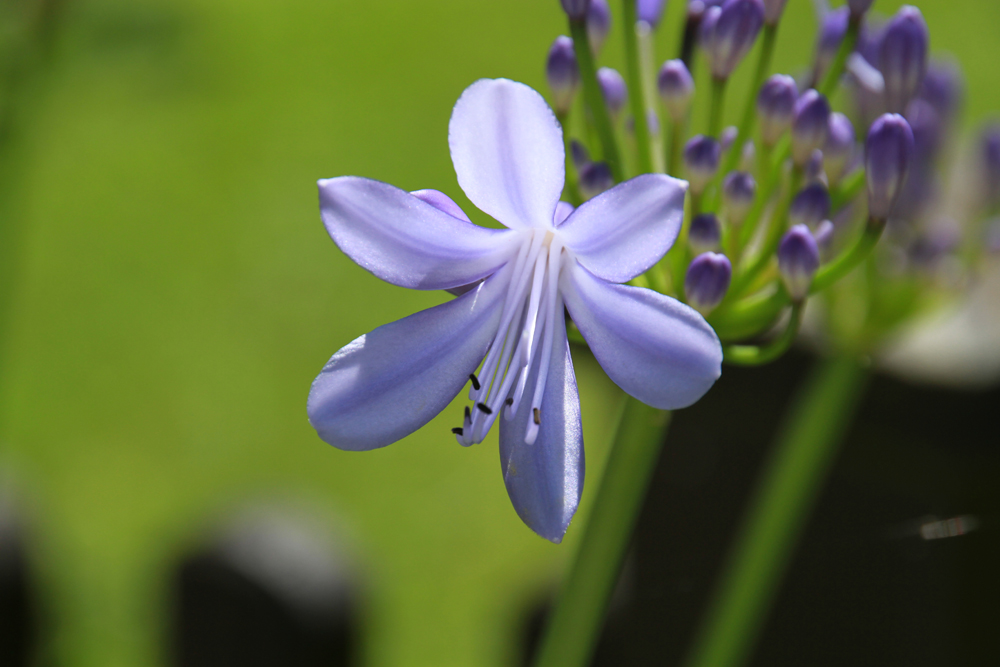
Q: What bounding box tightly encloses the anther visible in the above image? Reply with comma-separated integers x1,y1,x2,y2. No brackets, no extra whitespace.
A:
505,397,514,406
464,406,471,420
477,402,493,415
533,408,541,425
469,373,481,390
451,427,464,436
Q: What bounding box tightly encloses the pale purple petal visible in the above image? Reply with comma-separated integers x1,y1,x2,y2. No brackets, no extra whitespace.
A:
557,174,688,283
319,176,515,290
499,307,583,543
308,266,510,450
562,262,722,409
554,201,575,224
410,189,472,222
449,79,565,230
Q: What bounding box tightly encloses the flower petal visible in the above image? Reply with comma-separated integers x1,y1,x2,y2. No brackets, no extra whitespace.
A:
449,79,565,230
410,189,472,222
308,265,511,450
499,309,584,543
562,261,722,409
557,173,689,283
319,176,514,290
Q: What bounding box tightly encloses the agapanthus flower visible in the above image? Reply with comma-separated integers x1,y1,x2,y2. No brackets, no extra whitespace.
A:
308,79,722,541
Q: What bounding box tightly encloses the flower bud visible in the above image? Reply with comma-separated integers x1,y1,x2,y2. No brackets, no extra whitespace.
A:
570,139,590,169
865,113,915,221
815,7,849,79
579,161,615,199
979,125,1000,209
824,112,855,184
700,0,766,80
847,0,874,18
778,224,820,300
588,0,612,54
658,59,695,122
789,183,831,231
791,89,831,166
561,0,592,21
637,0,667,28
757,74,797,147
597,67,628,118
684,135,722,194
689,213,723,254
720,125,739,153
879,6,929,113
763,0,788,26
813,219,835,261
722,171,756,226
686,252,732,315
546,36,579,115
919,60,963,122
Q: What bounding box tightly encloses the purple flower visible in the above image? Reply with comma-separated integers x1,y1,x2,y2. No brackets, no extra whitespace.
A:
309,79,722,542
778,225,820,300
700,0,765,80
686,252,732,315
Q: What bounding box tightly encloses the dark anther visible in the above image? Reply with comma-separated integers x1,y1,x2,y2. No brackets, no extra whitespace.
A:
469,373,481,390
533,408,541,425
477,402,493,415
464,406,471,420
505,397,514,406
451,427,464,436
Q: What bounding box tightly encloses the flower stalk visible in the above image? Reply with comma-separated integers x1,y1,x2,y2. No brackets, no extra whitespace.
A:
533,396,671,667
570,17,625,182
621,1,654,175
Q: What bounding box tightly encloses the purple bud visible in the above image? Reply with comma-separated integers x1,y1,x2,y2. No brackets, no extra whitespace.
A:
579,161,615,199
686,252,732,314
789,183,831,230
805,149,825,184
757,74,797,147
720,125,739,153
813,219,835,261
658,59,695,121
847,0,874,18
762,0,788,26
986,218,1000,254
546,36,579,115
587,0,612,53
689,213,723,254
791,89,831,166
919,60,963,122
637,0,667,27
561,0,592,21
778,224,820,300
700,0,766,80
865,113,915,220
979,125,1000,208
684,135,722,194
815,7,849,78
879,6,929,113
824,112,856,184
597,67,628,117
722,171,756,226
906,98,943,165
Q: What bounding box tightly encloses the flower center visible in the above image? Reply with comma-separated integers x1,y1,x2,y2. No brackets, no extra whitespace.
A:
454,229,566,446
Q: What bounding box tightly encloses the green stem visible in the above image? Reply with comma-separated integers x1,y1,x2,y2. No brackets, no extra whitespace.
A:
730,166,803,298
569,18,624,183
683,354,868,667
722,301,803,366
533,397,671,667
712,24,778,208
812,217,885,292
818,15,860,98
621,3,653,174
829,167,865,210
738,137,788,249
667,119,684,176
707,77,727,139
557,110,583,206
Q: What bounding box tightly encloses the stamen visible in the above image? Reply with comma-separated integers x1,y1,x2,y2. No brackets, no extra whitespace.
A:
476,402,493,415
505,397,513,406
469,373,481,390
451,427,464,435
464,406,471,421
533,408,541,425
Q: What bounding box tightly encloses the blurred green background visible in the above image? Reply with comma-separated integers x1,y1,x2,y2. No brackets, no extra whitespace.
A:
0,0,998,665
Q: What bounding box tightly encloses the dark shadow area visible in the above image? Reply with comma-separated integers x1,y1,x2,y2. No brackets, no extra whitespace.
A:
0,496,39,667
522,348,1000,666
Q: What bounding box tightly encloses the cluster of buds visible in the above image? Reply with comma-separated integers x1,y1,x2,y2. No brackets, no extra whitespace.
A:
547,0,999,363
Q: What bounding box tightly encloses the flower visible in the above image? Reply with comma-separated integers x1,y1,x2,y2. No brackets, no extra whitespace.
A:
308,79,722,542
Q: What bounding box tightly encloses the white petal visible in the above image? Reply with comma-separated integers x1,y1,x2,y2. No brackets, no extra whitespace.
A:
499,308,583,543
319,176,514,290
307,266,511,450
449,79,565,230
557,174,689,283
562,261,722,410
